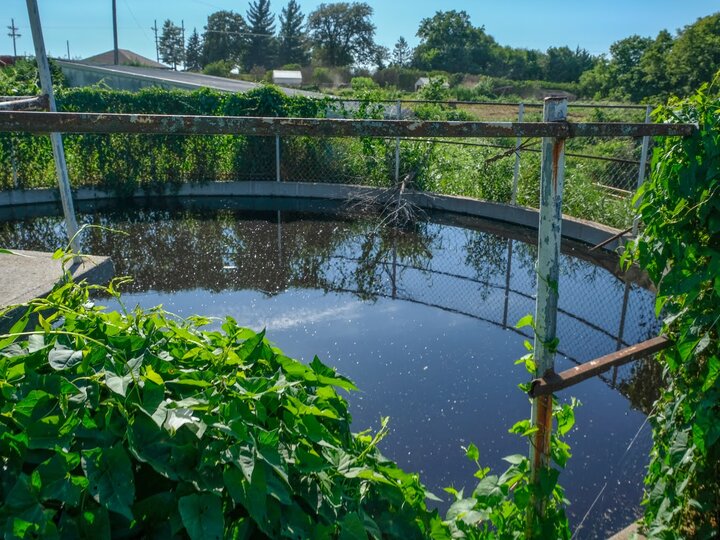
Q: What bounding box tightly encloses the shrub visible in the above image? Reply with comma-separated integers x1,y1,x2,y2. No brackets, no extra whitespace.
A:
0,276,442,538
350,76,378,91
202,60,233,78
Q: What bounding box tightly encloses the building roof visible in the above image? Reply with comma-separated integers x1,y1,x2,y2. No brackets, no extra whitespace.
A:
81,49,167,69
272,70,302,80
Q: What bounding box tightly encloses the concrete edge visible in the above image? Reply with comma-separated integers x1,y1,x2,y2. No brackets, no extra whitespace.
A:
0,252,114,329
0,182,626,252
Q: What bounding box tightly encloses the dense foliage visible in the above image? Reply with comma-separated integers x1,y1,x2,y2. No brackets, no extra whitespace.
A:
0,261,578,539
625,82,720,536
151,1,720,102
0,272,446,538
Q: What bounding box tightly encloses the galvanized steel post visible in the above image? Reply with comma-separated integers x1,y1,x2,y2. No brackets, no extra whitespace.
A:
26,0,81,256
395,100,401,184
632,104,653,235
527,96,567,532
275,135,281,182
511,103,525,204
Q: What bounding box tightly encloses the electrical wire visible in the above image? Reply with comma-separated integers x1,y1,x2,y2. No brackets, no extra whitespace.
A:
122,0,151,41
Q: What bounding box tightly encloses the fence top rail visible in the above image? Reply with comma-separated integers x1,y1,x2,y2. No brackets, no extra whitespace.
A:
0,111,696,138
331,98,651,110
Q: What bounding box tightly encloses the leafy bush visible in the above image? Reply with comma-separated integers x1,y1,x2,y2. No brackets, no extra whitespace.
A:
350,77,378,91
0,275,443,539
202,60,233,78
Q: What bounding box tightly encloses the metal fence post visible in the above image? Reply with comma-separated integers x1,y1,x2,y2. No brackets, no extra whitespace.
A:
632,104,653,235
26,0,81,256
511,103,525,204
395,100,401,184
527,96,567,533
10,137,19,189
275,134,281,182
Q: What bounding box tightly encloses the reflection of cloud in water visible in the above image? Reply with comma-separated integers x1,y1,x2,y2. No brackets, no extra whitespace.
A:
240,300,362,331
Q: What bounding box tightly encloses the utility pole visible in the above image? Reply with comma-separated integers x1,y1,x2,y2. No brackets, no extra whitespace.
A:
112,0,119,64
66,39,70,60
181,19,185,70
151,19,159,63
7,18,21,58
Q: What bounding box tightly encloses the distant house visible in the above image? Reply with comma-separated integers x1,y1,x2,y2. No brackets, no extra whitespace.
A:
414,76,450,92
0,55,19,67
82,49,167,69
272,70,302,87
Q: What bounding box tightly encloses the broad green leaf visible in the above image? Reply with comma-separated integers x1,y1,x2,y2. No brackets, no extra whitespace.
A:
105,372,133,397
178,493,223,540
339,512,366,540
465,443,479,462
502,454,526,465
81,446,135,520
48,344,83,371
702,355,719,392
0,312,30,351
515,314,534,329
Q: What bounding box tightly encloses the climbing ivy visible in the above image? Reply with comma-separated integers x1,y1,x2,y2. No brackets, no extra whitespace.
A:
624,80,720,536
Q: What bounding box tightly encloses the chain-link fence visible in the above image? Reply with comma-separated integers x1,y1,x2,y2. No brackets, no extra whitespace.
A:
1,99,653,230
0,98,663,402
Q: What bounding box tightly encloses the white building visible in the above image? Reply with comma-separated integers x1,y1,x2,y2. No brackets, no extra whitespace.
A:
415,76,450,92
272,70,303,87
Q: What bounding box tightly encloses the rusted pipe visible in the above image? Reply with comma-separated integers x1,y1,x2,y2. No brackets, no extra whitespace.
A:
528,335,671,398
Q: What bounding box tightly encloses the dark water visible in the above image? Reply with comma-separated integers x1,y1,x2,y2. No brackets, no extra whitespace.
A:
0,197,661,538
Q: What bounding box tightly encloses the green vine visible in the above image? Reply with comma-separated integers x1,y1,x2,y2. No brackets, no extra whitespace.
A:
623,80,720,537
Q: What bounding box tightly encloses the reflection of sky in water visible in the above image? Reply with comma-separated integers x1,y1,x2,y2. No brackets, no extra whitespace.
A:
0,198,660,539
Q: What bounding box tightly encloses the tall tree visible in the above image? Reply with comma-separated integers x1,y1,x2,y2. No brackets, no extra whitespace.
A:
307,2,377,67
390,36,412,67
543,46,595,83
185,28,203,71
245,0,277,70
667,13,720,95
640,29,674,98
277,0,308,66
159,20,185,70
414,10,496,73
609,35,653,101
202,10,248,67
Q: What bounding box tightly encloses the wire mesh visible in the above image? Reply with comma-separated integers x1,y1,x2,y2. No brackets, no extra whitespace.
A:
0,99,662,401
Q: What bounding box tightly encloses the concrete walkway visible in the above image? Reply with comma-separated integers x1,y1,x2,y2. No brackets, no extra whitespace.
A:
608,522,646,539
0,249,113,313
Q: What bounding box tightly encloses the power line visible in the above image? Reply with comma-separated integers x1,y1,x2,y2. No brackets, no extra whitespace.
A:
151,19,159,63
122,0,151,41
7,18,21,58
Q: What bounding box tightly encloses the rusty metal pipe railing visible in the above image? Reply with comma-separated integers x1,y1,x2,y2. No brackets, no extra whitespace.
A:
528,335,671,398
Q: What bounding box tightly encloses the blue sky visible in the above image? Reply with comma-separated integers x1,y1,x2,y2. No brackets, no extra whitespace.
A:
3,0,717,61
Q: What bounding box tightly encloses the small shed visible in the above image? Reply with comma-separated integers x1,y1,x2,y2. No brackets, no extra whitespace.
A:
414,77,430,91
272,70,303,87
415,76,450,92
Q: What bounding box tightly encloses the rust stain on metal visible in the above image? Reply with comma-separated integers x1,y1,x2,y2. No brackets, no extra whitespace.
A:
551,138,565,190
532,394,553,470
529,335,671,397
